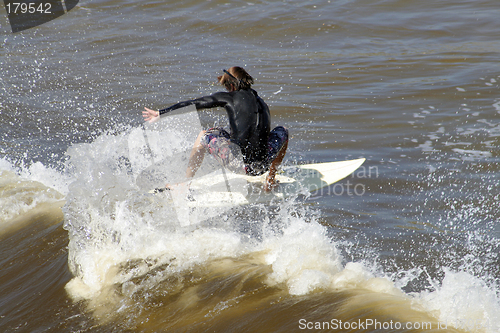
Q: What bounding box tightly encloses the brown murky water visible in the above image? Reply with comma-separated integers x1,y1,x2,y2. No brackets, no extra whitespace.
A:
1,0,499,332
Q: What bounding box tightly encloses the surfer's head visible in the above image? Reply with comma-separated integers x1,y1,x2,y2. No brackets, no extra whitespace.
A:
218,67,254,91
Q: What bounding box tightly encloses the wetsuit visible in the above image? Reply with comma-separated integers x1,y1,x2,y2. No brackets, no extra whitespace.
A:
159,88,288,175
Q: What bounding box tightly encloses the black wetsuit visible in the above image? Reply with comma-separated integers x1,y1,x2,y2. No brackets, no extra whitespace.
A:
159,88,271,167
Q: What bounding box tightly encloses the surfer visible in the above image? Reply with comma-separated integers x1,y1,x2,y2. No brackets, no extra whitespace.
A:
142,66,288,192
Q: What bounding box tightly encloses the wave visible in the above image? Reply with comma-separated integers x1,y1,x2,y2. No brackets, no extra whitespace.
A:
1,118,499,332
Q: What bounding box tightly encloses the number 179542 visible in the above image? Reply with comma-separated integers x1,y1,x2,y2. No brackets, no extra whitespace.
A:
6,2,52,14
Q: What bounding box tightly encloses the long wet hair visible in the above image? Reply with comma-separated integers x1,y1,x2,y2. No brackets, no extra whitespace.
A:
218,66,254,91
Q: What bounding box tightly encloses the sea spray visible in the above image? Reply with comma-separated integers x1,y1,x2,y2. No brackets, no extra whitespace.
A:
0,158,66,234
418,268,500,333
57,124,500,333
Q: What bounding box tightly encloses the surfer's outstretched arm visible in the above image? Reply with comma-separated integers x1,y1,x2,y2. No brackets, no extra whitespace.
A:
143,93,232,123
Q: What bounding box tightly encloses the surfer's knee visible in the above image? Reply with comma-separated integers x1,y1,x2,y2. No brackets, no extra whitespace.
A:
193,130,207,148
196,130,207,140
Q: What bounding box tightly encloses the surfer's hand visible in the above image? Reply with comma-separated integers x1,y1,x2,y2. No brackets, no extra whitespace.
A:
143,107,160,123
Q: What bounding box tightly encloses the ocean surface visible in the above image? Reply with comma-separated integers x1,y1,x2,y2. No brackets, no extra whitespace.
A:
1,0,499,332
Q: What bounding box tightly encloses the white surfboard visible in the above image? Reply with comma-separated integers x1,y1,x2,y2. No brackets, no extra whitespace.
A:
152,158,365,207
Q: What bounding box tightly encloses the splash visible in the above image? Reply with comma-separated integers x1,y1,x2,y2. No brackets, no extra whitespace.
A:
56,119,499,333
418,268,500,332
0,158,66,234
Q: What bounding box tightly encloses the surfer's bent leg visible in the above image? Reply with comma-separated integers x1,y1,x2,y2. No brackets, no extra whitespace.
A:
186,130,207,179
264,126,289,192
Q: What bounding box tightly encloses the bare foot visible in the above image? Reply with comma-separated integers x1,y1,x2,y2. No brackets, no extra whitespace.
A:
263,176,279,192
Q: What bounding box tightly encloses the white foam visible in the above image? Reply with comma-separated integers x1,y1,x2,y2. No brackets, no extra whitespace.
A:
418,268,500,333
0,157,15,172
261,219,342,295
63,119,252,299
59,121,500,333
0,159,66,227
66,223,248,300
20,161,72,195
260,216,403,297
